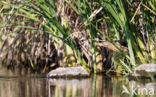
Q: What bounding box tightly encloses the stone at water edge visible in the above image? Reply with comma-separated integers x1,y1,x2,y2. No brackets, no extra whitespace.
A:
47,66,90,78
134,64,156,77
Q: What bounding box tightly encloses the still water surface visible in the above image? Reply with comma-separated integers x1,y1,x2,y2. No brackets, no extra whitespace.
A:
0,67,156,97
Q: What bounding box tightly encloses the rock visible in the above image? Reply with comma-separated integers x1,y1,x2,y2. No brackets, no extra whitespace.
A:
134,64,156,77
47,66,90,78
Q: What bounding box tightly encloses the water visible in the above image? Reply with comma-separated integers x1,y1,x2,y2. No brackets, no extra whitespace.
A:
0,67,156,97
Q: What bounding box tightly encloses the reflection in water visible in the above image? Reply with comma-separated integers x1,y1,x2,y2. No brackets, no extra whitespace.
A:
0,74,156,97
0,78,49,97
48,78,92,97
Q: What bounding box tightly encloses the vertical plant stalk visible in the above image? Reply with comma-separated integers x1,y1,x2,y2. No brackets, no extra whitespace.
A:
139,7,149,52
95,46,103,72
57,0,65,67
123,26,135,65
121,0,136,65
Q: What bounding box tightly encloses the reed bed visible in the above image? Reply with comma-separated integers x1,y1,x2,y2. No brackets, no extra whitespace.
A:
0,0,155,74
